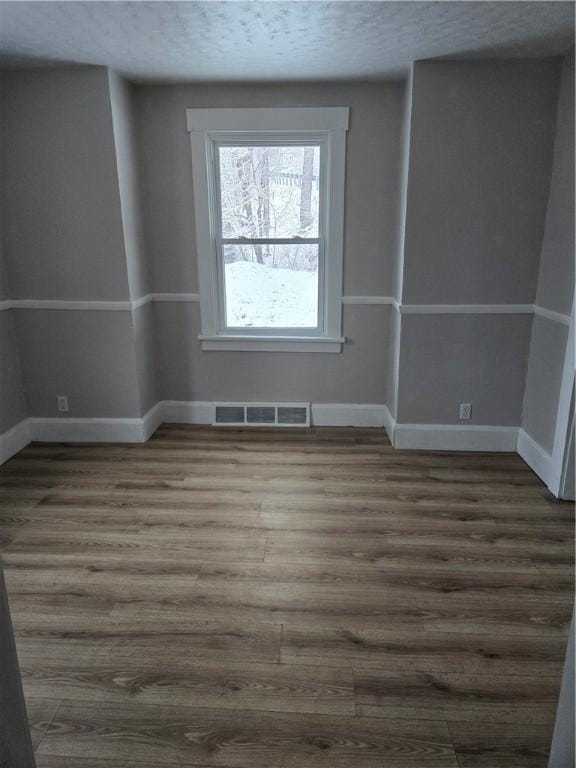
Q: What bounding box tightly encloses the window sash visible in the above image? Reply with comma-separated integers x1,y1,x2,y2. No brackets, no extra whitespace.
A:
221,238,320,245
212,138,327,336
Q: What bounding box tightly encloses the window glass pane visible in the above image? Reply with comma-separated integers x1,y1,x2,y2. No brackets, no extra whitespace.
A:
223,244,318,328
219,145,320,239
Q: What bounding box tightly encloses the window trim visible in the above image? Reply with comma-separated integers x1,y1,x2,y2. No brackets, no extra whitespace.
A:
186,107,349,352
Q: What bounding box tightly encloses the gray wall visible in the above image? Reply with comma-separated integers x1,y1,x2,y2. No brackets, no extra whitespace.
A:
1,67,145,422
108,71,149,300
14,310,141,418
133,304,158,415
522,317,569,452
0,310,27,432
1,67,130,300
0,79,27,433
395,59,561,426
387,71,413,420
536,52,575,317
398,314,533,425
154,303,390,404
107,71,157,416
386,306,401,419
136,82,404,404
0,257,9,303
522,52,575,453
403,59,559,305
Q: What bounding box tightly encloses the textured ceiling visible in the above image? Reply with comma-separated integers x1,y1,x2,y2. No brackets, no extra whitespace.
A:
0,1,574,82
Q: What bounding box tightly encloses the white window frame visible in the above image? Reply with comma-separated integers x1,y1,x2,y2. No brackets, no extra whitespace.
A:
186,107,349,352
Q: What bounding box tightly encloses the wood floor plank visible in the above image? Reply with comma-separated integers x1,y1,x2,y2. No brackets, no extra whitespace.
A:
4,567,201,603
36,758,180,768
353,669,559,723
25,698,61,750
14,630,115,663
261,494,572,520
37,700,458,766
4,530,268,562
21,657,355,715
2,503,261,534
195,561,575,602
3,552,206,578
320,481,552,502
13,617,282,665
265,531,571,572
107,580,572,636
280,626,567,676
9,594,117,620
34,495,261,514
2,511,143,533
259,507,574,542
448,721,554,767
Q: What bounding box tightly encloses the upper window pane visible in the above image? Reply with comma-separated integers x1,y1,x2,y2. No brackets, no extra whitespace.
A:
218,145,320,239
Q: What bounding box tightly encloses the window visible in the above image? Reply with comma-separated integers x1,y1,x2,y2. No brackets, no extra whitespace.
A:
187,108,349,351
219,144,320,330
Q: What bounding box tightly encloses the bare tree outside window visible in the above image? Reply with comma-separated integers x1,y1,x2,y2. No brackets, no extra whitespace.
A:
299,145,315,232
218,145,320,328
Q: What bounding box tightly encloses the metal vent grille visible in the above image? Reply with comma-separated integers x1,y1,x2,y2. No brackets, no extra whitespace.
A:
215,406,245,424
278,407,308,425
212,402,310,428
247,407,275,424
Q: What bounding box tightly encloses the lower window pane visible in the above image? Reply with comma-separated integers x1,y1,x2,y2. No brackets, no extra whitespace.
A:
223,244,319,329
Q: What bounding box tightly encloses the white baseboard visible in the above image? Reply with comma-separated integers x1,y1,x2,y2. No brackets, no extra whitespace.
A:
383,408,396,444
161,400,213,424
142,402,164,440
0,419,31,464
29,416,149,443
0,412,159,464
311,403,390,428
393,422,518,452
517,428,558,492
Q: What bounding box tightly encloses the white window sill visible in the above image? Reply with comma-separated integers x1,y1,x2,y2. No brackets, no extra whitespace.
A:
198,335,345,353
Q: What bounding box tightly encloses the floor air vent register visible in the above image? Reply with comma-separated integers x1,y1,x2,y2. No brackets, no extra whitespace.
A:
213,403,310,427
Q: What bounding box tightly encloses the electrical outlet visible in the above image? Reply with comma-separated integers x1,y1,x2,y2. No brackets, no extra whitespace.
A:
57,395,69,413
459,402,472,421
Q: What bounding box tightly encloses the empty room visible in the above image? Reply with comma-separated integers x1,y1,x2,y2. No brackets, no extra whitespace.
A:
0,1,575,766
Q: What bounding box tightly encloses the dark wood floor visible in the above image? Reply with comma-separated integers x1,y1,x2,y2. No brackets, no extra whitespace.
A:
1,425,574,767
